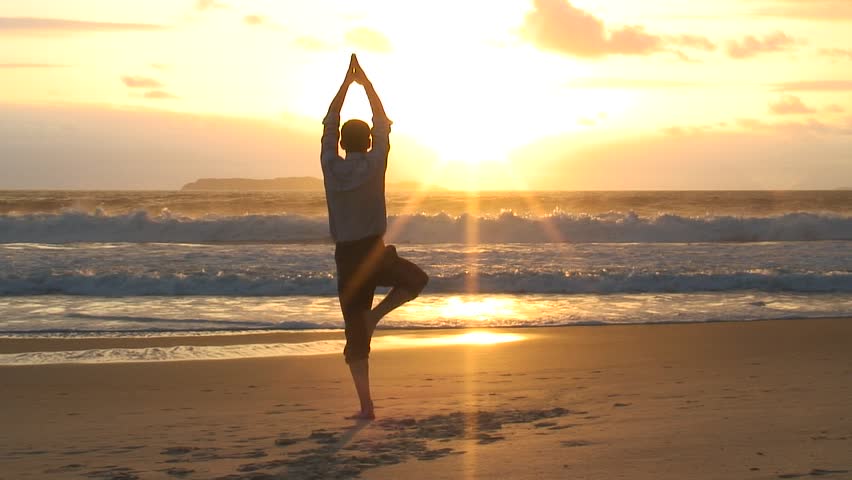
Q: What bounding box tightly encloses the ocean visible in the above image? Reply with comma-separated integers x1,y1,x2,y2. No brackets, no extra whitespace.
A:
0,190,850,363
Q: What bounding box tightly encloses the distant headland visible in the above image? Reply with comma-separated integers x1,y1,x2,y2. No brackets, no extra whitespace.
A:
181,177,432,192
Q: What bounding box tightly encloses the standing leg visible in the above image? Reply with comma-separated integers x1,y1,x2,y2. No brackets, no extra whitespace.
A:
337,246,378,420
346,356,375,420
342,303,376,419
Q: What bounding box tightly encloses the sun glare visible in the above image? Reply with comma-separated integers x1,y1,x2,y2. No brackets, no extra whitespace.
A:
375,331,526,349
440,296,519,320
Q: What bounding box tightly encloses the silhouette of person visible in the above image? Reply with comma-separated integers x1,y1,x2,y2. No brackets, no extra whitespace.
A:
321,54,428,420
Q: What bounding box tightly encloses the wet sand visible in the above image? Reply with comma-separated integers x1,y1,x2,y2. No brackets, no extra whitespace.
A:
2,319,851,479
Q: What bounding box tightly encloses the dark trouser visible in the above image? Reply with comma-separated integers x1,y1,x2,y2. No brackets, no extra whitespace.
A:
334,235,428,364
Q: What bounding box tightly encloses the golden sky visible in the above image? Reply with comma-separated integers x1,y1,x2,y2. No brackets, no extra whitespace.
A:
1,0,851,189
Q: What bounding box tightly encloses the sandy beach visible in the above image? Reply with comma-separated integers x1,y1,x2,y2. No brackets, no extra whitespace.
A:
2,319,851,479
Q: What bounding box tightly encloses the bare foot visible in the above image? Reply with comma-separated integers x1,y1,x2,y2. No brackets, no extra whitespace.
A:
345,400,375,421
345,409,375,421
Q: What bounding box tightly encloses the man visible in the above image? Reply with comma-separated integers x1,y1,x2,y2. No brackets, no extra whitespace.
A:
321,54,428,420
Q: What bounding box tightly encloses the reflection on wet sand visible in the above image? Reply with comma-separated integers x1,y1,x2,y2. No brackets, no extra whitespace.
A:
374,331,527,349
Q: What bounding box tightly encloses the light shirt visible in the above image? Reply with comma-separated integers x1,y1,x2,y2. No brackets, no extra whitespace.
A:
321,112,392,243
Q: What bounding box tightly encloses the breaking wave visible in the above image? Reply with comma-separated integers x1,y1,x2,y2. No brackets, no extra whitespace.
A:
1,210,850,244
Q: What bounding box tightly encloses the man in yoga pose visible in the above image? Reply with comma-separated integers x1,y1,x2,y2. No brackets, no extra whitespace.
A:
321,54,429,420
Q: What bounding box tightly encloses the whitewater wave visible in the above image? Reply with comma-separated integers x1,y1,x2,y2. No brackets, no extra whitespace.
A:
0,333,529,365
1,270,849,296
1,211,850,244
0,340,347,365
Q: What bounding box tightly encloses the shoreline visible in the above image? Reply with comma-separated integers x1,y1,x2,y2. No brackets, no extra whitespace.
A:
0,315,848,358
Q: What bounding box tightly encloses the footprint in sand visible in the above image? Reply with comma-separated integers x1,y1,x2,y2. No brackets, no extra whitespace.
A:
161,447,195,455
777,469,850,478
161,466,194,477
43,463,85,474
83,465,141,480
274,437,301,447
561,440,592,447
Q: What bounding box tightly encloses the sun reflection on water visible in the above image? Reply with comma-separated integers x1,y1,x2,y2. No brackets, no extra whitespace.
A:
441,296,518,320
401,295,525,324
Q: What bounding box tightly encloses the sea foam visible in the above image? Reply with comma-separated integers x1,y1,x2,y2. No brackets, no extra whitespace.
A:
0,211,850,244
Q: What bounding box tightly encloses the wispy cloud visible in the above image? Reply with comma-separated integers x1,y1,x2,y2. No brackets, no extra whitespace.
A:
121,75,177,100
345,27,392,53
0,63,68,68
294,36,333,51
567,78,702,89
746,0,852,20
769,95,815,115
661,124,722,136
0,17,165,33
820,48,852,60
520,0,714,59
725,32,796,59
121,76,164,89
737,117,852,135
244,15,265,26
196,0,228,11
772,81,852,91
144,90,179,100
242,15,283,30
672,35,717,52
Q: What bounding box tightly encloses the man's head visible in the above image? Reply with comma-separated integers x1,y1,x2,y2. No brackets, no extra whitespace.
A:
340,119,371,153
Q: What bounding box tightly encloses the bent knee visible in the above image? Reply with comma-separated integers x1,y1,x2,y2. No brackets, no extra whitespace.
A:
410,269,429,298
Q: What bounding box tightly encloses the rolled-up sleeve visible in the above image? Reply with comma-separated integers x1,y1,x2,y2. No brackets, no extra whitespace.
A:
321,113,341,166
370,115,392,157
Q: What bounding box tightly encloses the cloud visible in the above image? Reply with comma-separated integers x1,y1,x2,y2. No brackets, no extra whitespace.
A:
826,104,845,113
820,48,852,60
772,81,852,91
521,0,659,57
196,0,228,11
0,63,68,68
144,90,179,100
746,0,852,20
242,15,282,30
671,35,717,52
0,103,320,189
520,0,714,59
121,75,177,99
345,27,392,53
243,15,265,26
0,17,165,33
567,78,702,89
737,117,852,135
769,95,816,115
725,32,796,59
294,36,333,51
121,76,164,88
662,124,720,136
516,122,852,190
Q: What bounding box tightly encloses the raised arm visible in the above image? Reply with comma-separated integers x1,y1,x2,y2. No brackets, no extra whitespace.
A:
351,55,391,159
351,55,388,123
321,58,357,161
327,56,356,118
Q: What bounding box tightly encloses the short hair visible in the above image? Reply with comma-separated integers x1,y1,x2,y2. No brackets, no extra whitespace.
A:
340,119,371,153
